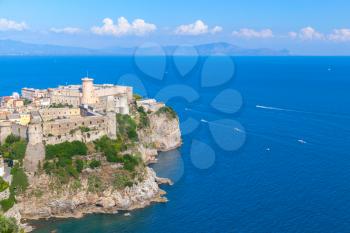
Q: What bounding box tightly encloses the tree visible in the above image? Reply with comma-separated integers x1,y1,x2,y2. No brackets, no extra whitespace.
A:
5,135,20,145
0,214,21,233
89,160,101,169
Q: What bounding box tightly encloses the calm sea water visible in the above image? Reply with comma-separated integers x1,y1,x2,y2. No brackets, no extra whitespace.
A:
1,56,350,233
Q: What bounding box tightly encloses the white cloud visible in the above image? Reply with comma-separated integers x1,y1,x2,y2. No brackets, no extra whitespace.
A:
50,27,81,34
0,18,28,31
289,27,324,40
328,28,350,42
211,26,223,34
232,28,274,39
175,20,222,35
91,17,156,36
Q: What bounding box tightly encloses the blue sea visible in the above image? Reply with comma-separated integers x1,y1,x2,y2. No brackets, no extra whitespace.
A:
1,56,350,233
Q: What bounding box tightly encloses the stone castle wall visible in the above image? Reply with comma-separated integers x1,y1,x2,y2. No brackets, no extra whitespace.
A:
41,115,112,145
39,108,80,121
0,121,12,144
44,129,106,145
95,86,133,102
49,95,80,107
11,124,28,140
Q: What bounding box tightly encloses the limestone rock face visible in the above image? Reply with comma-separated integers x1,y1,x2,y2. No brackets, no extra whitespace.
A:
17,167,166,220
138,112,181,162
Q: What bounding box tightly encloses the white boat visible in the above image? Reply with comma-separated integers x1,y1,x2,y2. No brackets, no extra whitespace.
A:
298,139,307,144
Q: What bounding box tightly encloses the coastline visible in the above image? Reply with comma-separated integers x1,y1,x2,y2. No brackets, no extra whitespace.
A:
22,146,179,233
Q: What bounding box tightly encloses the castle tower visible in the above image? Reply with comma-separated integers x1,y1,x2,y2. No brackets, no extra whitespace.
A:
24,113,45,173
81,77,96,106
106,112,117,139
27,123,43,145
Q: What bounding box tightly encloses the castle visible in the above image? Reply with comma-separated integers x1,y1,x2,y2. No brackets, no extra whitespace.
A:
0,77,133,172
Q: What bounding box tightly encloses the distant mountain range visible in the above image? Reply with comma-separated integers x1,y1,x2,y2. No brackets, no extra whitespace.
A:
0,40,289,56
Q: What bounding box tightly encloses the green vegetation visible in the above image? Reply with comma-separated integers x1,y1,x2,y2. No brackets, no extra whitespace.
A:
0,214,22,233
10,165,29,195
44,141,88,183
75,159,84,173
122,154,142,172
156,106,177,119
0,135,27,163
0,135,28,212
116,114,138,142
133,94,142,101
0,196,15,212
137,106,150,129
0,165,28,212
87,175,103,193
112,173,133,189
49,103,73,108
23,99,32,106
94,136,125,163
94,136,142,171
4,135,20,145
79,126,91,133
89,159,101,169
45,141,87,160
0,177,9,192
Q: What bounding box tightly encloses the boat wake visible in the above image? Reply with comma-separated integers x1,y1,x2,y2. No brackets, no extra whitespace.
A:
256,105,297,112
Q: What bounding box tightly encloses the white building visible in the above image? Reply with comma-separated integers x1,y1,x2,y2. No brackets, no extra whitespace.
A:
22,88,48,100
136,99,165,112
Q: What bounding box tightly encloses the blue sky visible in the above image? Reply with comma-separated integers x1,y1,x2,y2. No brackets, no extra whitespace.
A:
1,0,350,55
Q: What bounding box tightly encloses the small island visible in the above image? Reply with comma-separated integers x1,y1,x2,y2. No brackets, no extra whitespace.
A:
0,78,182,232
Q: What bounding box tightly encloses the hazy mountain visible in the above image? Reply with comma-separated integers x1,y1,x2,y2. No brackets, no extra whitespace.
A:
0,40,96,55
0,40,289,56
163,42,290,56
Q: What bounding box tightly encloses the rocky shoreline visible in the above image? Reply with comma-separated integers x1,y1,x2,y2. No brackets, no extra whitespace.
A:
8,108,182,232
18,167,171,221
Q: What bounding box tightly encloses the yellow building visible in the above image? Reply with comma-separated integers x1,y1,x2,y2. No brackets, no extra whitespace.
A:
19,113,31,126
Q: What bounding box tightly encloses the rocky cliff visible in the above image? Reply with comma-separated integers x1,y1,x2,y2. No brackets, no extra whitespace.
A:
138,111,182,162
8,104,182,230
17,167,169,220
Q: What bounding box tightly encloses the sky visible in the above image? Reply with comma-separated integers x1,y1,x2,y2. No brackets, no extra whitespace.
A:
1,0,350,55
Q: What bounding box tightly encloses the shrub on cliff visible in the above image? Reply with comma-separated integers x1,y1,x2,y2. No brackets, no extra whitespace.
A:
121,154,142,172
94,136,127,163
137,106,150,129
0,165,28,212
45,141,87,160
10,165,28,195
0,135,27,163
0,196,15,212
75,159,84,173
87,175,104,193
43,141,89,183
0,214,21,233
0,177,9,192
4,135,20,145
10,141,27,162
156,106,177,119
116,114,138,142
94,137,142,171
133,94,142,101
89,160,101,169
112,173,133,189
